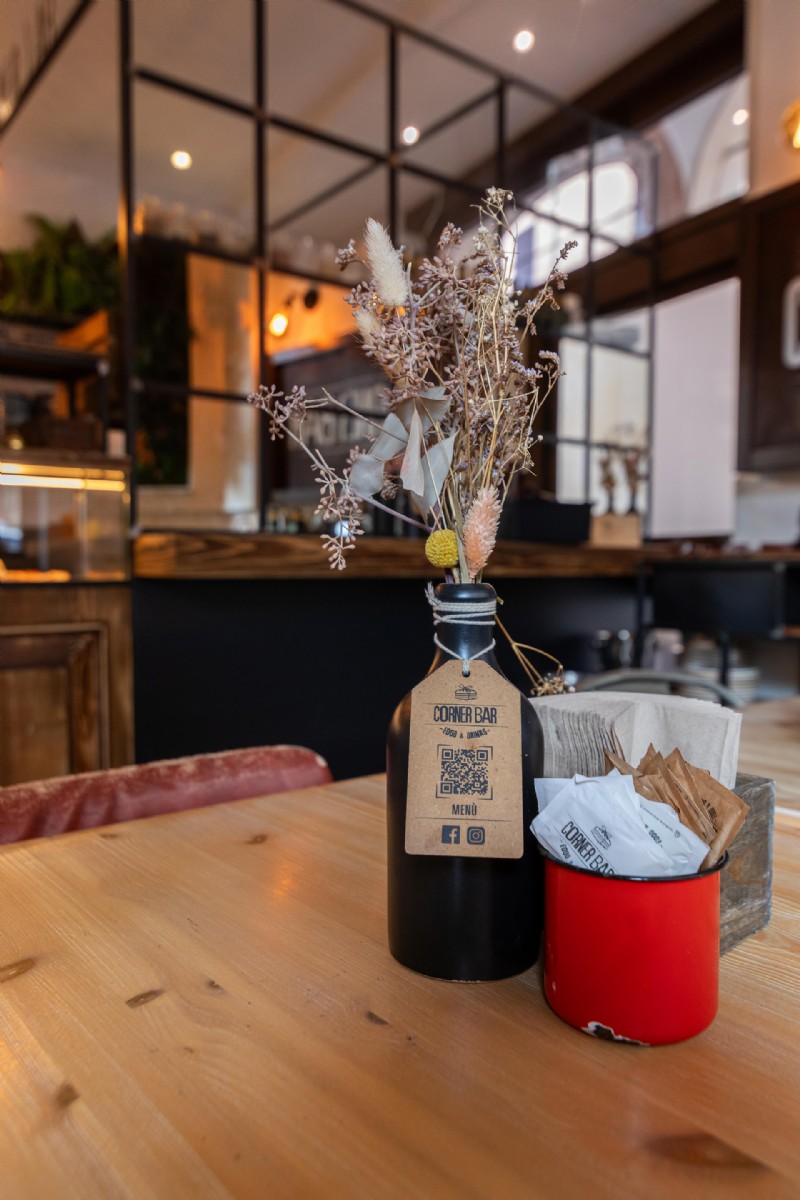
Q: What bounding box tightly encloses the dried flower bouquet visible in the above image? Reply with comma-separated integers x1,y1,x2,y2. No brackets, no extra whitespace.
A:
249,188,574,581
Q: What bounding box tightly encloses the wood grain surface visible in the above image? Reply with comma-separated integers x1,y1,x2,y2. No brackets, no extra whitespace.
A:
133,532,800,582
739,697,800,811
0,775,798,1199
133,532,651,580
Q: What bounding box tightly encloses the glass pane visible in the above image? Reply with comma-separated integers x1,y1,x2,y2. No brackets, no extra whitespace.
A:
647,73,749,230
267,0,387,154
402,96,498,188
134,0,254,105
593,308,650,355
588,340,649,446
265,271,353,363
514,210,587,288
273,336,388,516
136,388,189,486
133,240,192,391
589,445,620,516
268,129,387,272
556,443,587,504
397,171,482,260
556,338,588,441
505,86,561,148
0,2,118,320
588,444,648,521
134,82,254,254
399,32,493,146
187,257,259,396
137,394,259,531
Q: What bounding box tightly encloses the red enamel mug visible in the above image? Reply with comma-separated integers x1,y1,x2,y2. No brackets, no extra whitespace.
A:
542,852,727,1046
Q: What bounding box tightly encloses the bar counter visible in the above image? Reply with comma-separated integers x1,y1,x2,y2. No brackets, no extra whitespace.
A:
133,533,800,581
133,532,648,580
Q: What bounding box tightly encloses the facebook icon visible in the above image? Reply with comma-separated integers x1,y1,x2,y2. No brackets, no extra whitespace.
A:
441,825,461,845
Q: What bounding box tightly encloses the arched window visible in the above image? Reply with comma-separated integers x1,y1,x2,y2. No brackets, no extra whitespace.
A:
510,150,641,289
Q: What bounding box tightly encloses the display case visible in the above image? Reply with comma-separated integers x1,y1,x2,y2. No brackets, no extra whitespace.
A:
0,451,130,582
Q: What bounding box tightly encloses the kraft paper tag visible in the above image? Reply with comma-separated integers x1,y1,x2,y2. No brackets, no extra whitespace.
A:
405,658,524,859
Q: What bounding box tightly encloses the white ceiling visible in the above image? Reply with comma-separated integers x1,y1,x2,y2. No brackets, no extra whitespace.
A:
1,0,716,254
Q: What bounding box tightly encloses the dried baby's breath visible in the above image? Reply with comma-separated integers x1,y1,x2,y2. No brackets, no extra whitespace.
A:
248,189,575,580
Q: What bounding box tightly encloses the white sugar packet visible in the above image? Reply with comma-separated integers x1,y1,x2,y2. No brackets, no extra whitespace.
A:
532,771,706,877
535,770,639,816
638,796,708,874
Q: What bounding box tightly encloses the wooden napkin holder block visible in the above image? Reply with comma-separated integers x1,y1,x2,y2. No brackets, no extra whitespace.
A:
720,773,775,954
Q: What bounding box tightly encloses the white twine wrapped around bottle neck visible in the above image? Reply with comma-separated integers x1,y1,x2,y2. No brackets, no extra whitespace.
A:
425,582,497,676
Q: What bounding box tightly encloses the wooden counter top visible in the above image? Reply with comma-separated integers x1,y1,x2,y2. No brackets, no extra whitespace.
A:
133,532,800,582
0,775,798,1198
133,531,650,580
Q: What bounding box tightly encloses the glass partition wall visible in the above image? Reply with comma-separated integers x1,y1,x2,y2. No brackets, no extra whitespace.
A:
1,0,659,535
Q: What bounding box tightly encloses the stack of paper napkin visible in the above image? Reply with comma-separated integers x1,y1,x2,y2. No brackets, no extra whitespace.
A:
530,692,741,789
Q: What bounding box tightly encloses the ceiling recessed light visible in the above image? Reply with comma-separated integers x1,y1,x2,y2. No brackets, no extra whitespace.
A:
732,108,749,127
170,150,192,170
402,125,420,146
513,29,535,54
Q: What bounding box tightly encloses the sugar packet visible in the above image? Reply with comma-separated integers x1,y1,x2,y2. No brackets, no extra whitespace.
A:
532,770,705,877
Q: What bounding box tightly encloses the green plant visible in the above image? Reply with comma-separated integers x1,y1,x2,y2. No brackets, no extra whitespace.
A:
0,214,118,321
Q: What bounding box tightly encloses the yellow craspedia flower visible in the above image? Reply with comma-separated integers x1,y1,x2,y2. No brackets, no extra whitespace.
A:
425,528,459,569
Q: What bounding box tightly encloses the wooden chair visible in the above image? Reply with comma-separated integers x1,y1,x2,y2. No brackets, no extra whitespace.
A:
0,745,332,844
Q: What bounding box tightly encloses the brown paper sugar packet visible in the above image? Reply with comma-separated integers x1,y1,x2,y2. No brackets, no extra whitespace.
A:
661,751,716,844
604,750,637,777
638,744,665,776
685,764,750,867
637,745,715,843
634,746,681,811
666,749,704,811
604,750,669,808
636,774,672,808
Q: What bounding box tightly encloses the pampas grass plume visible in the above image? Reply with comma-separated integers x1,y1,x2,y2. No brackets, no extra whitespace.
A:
354,307,382,350
364,218,408,308
463,485,501,581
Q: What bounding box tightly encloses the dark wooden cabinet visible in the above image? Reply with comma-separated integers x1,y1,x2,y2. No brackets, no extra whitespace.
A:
0,584,133,785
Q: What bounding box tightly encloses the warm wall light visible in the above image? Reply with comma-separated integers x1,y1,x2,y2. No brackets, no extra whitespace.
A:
732,108,749,126
782,100,800,149
513,29,534,53
268,311,290,337
402,125,420,146
170,149,192,170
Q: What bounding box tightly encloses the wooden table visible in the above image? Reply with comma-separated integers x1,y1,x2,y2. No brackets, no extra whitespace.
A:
740,696,800,810
1,776,798,1199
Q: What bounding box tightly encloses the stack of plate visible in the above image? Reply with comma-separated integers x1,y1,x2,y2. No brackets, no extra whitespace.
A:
680,638,759,705
678,665,760,705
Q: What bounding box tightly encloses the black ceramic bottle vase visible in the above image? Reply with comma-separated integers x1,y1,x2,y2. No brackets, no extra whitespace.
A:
386,582,544,980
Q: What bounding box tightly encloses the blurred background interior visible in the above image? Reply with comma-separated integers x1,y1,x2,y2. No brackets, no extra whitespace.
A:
2,0,800,784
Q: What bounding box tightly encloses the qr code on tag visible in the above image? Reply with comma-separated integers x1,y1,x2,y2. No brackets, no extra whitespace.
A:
436,746,492,798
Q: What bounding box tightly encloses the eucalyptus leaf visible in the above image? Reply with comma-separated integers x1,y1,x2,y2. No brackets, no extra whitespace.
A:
395,392,451,433
349,453,386,499
400,408,425,496
370,411,408,461
409,433,456,516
